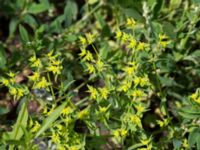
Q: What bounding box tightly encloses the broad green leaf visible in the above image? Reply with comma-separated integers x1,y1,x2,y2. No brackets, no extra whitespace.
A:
188,128,200,148
190,50,200,58
16,0,26,9
163,21,176,39
0,106,9,115
49,15,65,33
19,24,29,43
64,0,78,26
27,0,50,14
66,34,77,42
173,138,182,149
122,8,143,21
35,101,67,138
158,76,178,87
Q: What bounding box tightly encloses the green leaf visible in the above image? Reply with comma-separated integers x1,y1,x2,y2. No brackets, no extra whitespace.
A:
179,107,200,119
35,101,68,138
192,0,200,4
88,0,98,5
188,128,200,148
64,0,78,26
169,0,182,9
19,24,29,43
147,0,157,9
0,44,7,70
11,103,28,140
9,18,19,37
197,135,200,150
190,50,200,58
153,0,163,18
122,8,143,21
23,14,38,29
158,76,178,87
163,21,176,39
0,106,10,115
3,103,28,141
27,0,50,14
173,138,182,149
16,0,26,9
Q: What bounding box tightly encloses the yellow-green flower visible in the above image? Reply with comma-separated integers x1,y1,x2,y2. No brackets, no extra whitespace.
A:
134,76,149,87
31,121,40,133
28,72,40,81
17,88,25,98
31,58,42,68
190,90,200,104
9,86,27,99
0,77,9,86
119,81,132,92
99,87,109,99
137,42,147,51
182,138,189,148
130,114,142,127
132,89,144,98
79,49,87,58
156,119,169,128
86,63,95,74
115,30,122,39
29,55,37,62
191,92,198,100
9,86,17,96
7,71,15,78
77,109,89,119
51,132,60,143
135,103,146,114
99,105,110,113
46,65,62,75
62,106,73,116
123,66,136,75
83,51,94,62
79,36,87,45
113,128,127,138
127,38,137,49
87,85,98,99
126,18,136,27
158,34,170,48
121,33,129,43
34,77,50,89
140,77,149,87
68,146,79,150
96,59,104,72
86,33,95,44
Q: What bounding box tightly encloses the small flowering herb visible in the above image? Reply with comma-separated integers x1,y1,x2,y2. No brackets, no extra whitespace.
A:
1,1,200,150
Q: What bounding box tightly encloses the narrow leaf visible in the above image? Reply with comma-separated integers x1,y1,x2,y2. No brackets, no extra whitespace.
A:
35,101,67,138
19,25,29,43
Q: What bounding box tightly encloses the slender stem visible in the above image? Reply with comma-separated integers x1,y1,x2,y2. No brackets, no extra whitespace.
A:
47,73,56,101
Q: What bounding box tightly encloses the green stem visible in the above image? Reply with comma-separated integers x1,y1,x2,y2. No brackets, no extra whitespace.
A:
47,73,56,101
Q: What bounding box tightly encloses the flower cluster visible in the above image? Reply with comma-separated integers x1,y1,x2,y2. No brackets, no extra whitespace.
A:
0,72,28,100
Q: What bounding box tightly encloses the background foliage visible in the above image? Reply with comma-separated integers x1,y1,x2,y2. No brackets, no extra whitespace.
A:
0,0,200,149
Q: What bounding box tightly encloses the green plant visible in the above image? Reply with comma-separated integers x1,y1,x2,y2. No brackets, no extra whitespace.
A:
0,0,200,150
